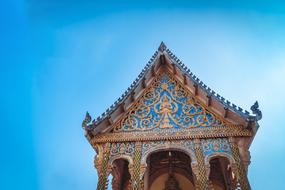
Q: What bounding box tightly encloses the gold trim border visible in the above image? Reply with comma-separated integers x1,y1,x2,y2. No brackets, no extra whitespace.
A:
92,127,252,143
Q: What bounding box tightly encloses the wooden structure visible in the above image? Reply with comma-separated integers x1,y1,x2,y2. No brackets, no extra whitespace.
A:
82,42,262,190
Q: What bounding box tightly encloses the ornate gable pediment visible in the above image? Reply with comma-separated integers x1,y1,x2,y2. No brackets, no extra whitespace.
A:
84,42,260,143
114,73,228,132
92,72,252,143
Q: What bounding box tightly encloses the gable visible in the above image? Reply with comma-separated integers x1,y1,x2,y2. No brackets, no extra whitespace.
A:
84,42,259,146
113,72,235,132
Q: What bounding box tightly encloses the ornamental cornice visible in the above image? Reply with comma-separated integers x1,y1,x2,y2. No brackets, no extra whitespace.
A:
91,126,252,143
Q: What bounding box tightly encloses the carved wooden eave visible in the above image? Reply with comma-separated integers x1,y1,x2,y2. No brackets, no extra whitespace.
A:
82,42,262,148
91,127,252,143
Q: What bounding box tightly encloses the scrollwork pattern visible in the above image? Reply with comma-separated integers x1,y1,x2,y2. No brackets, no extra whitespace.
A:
115,74,229,132
110,142,135,157
140,140,197,165
201,138,232,157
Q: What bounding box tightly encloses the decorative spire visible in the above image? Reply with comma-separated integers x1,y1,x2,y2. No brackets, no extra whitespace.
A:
250,101,262,121
158,41,167,52
82,111,92,129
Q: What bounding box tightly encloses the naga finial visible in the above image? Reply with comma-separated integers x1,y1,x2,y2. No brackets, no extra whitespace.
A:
250,101,262,121
158,41,167,52
82,111,92,129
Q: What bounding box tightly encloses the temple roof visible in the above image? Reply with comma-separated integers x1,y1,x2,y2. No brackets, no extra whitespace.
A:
83,42,262,135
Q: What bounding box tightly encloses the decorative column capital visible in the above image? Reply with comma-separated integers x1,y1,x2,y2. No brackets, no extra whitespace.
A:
228,136,237,144
135,141,143,149
194,138,201,146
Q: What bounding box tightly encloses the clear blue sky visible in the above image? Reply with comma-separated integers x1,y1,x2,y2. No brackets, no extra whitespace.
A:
1,0,285,189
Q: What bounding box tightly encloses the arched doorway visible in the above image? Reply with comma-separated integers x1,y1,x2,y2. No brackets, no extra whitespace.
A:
208,156,235,190
108,159,132,190
145,150,195,190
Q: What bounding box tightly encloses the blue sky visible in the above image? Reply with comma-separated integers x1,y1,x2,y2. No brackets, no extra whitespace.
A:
1,0,285,189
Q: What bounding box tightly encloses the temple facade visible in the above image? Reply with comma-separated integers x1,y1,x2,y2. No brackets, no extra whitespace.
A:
82,42,262,190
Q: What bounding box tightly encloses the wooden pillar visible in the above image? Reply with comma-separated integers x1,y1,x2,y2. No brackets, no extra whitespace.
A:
131,142,143,190
229,137,251,190
96,143,111,190
192,139,209,190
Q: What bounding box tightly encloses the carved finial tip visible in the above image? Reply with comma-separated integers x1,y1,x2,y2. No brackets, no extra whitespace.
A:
251,101,259,111
82,111,92,129
158,41,167,52
251,101,262,121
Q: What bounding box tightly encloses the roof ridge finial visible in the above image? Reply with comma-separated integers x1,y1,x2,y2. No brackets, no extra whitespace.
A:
82,111,92,129
251,101,262,121
158,41,167,52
